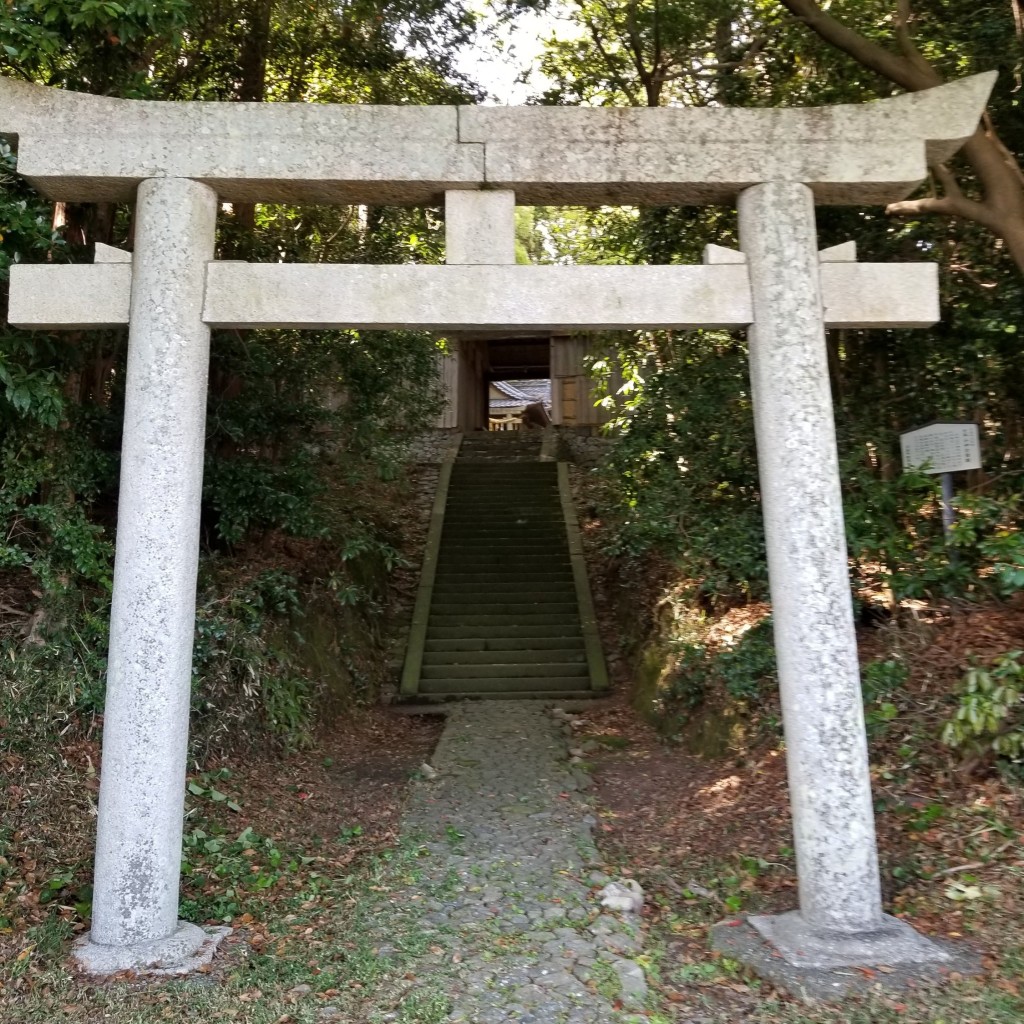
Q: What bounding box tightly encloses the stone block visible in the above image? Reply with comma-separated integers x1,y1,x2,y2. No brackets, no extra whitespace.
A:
821,262,939,327
202,263,755,330
0,73,995,206
457,74,996,205
819,241,857,262
711,916,980,1001
8,263,131,328
703,244,746,265
9,260,939,332
0,79,482,204
94,242,132,263
445,190,516,264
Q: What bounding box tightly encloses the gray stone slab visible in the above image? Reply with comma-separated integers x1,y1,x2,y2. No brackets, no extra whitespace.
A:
72,922,231,977
202,264,755,330
445,190,516,265
747,910,949,969
711,918,981,1002
820,262,938,327
0,73,994,206
0,78,482,204
9,261,938,331
7,264,131,328
457,74,995,205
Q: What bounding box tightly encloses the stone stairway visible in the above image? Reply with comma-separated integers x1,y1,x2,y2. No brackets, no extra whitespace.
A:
402,432,607,700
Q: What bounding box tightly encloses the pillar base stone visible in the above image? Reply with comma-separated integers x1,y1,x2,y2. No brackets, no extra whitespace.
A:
712,913,979,1001
72,921,231,977
747,910,949,969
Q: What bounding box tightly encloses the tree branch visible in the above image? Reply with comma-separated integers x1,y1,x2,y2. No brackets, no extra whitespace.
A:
782,0,1024,274
577,0,641,105
778,0,941,90
886,145,1012,236
622,0,658,105
894,0,942,82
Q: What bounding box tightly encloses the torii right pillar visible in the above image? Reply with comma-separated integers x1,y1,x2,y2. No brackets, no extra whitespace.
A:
724,180,947,971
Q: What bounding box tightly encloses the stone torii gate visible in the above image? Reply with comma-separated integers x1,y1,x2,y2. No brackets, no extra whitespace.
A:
0,73,994,977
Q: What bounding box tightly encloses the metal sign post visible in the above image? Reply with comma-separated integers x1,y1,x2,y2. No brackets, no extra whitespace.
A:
899,421,982,540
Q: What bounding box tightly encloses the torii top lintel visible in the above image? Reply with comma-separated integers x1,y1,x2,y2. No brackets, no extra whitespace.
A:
0,74,994,207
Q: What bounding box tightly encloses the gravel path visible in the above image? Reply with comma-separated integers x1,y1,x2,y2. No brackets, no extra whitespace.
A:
376,702,649,1023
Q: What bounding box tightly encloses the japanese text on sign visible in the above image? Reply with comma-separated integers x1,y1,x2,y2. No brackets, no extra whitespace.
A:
900,422,981,475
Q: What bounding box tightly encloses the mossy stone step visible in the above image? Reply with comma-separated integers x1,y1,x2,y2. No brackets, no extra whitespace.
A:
430,577,581,585
403,453,607,701
425,623,583,639
421,661,588,680
429,613,581,628
440,543,569,552
422,646,585,664
424,636,586,653
413,689,596,702
443,515,565,524
419,677,592,694
430,584,578,599
430,601,579,616
434,565,573,573
440,559,571,566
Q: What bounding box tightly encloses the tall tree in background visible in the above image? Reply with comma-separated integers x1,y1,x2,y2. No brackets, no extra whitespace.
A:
536,0,766,105
779,0,1024,273
0,0,475,687
528,0,1023,606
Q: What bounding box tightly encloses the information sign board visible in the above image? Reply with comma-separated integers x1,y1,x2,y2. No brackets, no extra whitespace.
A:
900,421,981,475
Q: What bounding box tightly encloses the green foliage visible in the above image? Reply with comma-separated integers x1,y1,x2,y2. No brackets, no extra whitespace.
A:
179,823,314,922
0,0,190,94
845,466,1024,603
666,618,777,711
861,657,910,703
191,570,315,751
948,495,1024,599
0,140,68,431
942,651,1024,764
861,656,909,736
592,331,767,605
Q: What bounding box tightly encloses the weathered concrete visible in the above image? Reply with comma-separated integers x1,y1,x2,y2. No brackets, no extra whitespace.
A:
736,181,947,969
0,80,483,204
744,909,951,970
73,923,231,977
702,243,747,265
445,190,516,265
0,74,995,205
94,242,132,263
74,178,220,974
819,240,857,262
820,261,938,327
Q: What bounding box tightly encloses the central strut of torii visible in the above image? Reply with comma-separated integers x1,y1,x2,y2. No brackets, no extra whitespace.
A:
0,73,995,979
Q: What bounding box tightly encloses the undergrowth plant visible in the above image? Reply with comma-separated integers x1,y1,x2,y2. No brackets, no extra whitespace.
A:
942,651,1024,768
663,618,777,713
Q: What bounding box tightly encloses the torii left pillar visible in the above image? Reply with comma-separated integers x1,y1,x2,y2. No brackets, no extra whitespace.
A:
73,178,230,974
